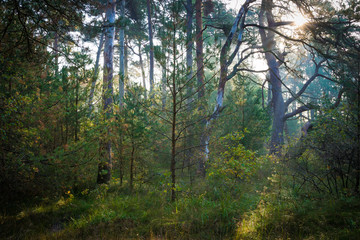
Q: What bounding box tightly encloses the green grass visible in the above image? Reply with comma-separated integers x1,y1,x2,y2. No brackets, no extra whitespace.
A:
1,177,360,239
236,192,360,240
0,180,260,239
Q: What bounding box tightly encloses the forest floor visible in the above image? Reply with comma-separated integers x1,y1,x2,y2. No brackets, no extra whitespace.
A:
1,178,360,239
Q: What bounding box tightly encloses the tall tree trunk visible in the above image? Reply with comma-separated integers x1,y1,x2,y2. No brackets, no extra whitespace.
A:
184,0,194,177
259,0,285,154
146,0,154,97
97,0,116,184
119,0,125,107
170,19,177,202
195,0,206,177
118,2,127,187
88,31,105,117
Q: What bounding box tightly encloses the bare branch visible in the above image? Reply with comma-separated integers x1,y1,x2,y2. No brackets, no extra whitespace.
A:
285,59,326,107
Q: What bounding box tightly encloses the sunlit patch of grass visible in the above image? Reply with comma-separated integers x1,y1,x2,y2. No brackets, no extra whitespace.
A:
235,193,360,240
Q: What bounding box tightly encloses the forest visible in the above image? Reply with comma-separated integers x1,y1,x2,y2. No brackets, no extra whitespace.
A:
0,0,359,239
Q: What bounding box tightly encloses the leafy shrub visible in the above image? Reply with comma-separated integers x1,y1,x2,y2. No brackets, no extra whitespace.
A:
208,131,267,188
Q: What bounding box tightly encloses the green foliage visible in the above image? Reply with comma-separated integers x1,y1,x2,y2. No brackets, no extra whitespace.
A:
236,181,360,240
209,131,266,186
213,77,271,153
284,103,360,197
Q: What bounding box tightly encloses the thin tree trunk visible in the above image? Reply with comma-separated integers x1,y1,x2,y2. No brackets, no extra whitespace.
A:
130,143,135,192
97,0,116,184
170,20,177,202
147,0,154,97
138,41,147,99
161,63,166,109
75,79,79,141
184,0,194,177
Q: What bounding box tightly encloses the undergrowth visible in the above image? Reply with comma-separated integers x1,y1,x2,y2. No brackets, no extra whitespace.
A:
0,179,260,239
1,170,360,239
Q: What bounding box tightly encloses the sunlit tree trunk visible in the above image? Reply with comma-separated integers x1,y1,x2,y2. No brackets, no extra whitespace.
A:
97,0,116,184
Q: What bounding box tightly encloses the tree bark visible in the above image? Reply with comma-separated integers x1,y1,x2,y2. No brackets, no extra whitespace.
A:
259,0,285,154
97,0,116,184
195,0,207,177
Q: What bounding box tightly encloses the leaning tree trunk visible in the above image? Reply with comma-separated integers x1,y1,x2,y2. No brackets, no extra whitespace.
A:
97,0,116,184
